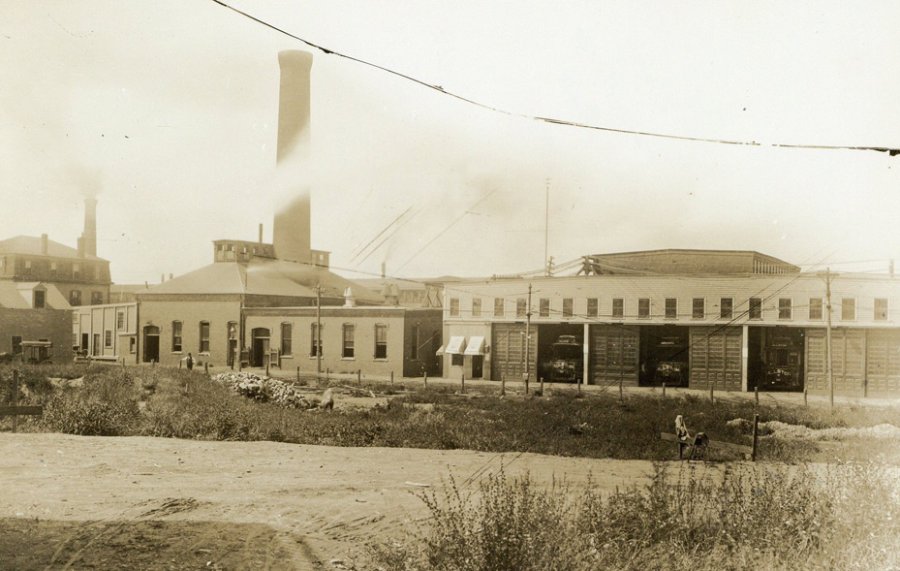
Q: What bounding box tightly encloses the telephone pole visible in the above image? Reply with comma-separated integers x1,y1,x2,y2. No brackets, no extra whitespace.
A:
316,283,322,376
824,268,834,412
524,283,532,394
544,179,550,275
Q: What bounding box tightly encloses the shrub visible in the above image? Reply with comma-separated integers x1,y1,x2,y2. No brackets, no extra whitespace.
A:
42,369,140,436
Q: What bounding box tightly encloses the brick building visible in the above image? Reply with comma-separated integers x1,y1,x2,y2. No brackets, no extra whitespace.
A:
0,281,72,363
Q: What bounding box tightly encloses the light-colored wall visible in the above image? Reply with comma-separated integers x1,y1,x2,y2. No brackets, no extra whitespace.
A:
137,299,241,367
74,302,138,362
444,274,900,328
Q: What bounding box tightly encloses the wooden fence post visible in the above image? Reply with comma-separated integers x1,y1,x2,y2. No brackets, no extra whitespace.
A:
461,372,465,394
265,362,269,377
12,370,18,433
204,362,209,376
754,386,759,406
619,375,624,403
662,382,666,398
390,371,394,385
424,372,428,388
357,369,361,384
751,413,760,461
803,387,808,407
709,381,714,403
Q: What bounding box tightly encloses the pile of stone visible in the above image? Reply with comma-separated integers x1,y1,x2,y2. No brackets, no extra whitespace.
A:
211,372,316,409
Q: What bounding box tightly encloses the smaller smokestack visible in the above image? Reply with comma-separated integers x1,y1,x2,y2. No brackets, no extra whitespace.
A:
40,234,48,255
81,197,98,258
259,223,264,244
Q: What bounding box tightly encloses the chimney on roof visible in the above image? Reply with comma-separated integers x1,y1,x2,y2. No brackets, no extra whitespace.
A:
80,197,97,258
40,233,48,255
273,50,313,265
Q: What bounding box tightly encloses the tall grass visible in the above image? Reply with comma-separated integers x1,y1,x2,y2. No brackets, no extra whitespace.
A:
371,462,900,571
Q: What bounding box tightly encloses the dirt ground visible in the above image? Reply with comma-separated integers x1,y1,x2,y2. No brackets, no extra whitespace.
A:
0,433,655,570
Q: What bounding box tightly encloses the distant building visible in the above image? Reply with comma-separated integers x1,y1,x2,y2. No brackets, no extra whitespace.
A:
442,249,900,397
72,302,139,362
0,198,111,306
0,281,72,363
354,277,448,308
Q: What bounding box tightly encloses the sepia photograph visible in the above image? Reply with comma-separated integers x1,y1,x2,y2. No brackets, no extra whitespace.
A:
1,1,899,569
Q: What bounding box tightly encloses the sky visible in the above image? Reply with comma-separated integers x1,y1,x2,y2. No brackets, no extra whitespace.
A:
2,0,899,285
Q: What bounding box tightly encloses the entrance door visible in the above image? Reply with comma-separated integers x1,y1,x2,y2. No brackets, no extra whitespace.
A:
92,334,101,357
251,328,270,367
143,326,160,363
81,333,89,355
472,355,484,378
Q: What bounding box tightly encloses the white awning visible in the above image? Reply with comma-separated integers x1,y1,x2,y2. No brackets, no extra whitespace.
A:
435,344,445,356
463,336,485,356
445,336,467,355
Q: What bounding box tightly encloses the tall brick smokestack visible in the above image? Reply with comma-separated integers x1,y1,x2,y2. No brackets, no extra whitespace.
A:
273,50,313,264
80,197,97,258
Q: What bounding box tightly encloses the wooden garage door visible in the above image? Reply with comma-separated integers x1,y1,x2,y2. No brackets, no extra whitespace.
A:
589,325,639,387
865,329,900,395
491,323,537,382
689,327,742,391
805,328,866,395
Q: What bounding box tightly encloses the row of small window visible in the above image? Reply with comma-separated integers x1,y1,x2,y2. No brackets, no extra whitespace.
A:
69,290,105,306
169,321,389,359
449,296,890,321
7,258,104,280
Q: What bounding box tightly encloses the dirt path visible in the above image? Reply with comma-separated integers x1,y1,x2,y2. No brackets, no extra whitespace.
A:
0,434,655,569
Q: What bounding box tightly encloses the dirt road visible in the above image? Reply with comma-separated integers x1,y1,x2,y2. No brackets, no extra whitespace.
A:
0,433,654,569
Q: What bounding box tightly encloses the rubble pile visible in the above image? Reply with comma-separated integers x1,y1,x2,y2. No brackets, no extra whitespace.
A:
211,372,316,409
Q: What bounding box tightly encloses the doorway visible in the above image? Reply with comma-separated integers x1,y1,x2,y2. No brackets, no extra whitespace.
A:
143,325,160,363
251,328,270,367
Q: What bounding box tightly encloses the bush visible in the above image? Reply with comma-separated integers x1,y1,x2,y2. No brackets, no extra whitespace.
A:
372,462,900,571
42,369,140,436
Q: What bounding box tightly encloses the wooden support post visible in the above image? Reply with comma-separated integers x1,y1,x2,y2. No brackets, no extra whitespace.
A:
265,362,269,377
539,376,544,395
576,377,581,394
357,369,361,384
662,382,666,398
297,366,300,384
12,370,18,433
751,413,760,462
754,386,759,406
179,360,182,369
326,368,330,381
709,381,714,403
424,372,428,387
390,371,394,385
864,377,868,398
501,376,506,397
619,375,623,403
461,372,465,394
803,387,808,407
204,362,209,376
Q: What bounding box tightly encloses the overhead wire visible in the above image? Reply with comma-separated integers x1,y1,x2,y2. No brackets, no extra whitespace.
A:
210,0,900,156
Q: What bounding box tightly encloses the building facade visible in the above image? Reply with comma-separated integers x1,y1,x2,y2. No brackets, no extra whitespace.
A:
442,250,900,397
73,302,139,362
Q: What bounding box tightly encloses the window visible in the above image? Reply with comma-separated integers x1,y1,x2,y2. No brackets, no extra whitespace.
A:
342,324,355,358
875,298,888,321
91,291,103,305
749,297,762,320
50,261,57,275
116,310,125,331
199,321,210,353
73,263,81,279
281,323,292,356
472,298,482,317
24,259,32,275
539,298,550,317
172,321,183,352
310,323,322,357
104,330,112,348
841,298,856,321
665,298,677,319
129,337,136,354
11,336,22,355
612,298,624,318
516,298,527,318
720,298,733,319
451,353,464,367
692,298,705,319
228,322,238,340
638,298,650,318
809,298,823,320
494,298,505,317
410,325,419,359
69,290,82,306
33,290,45,308
374,324,387,359
778,298,792,320
449,298,460,317
563,298,573,318
587,298,598,317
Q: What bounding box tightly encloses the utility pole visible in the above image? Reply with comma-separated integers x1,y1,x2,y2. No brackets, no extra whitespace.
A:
544,179,550,276
824,268,834,412
525,283,532,394
316,283,322,377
